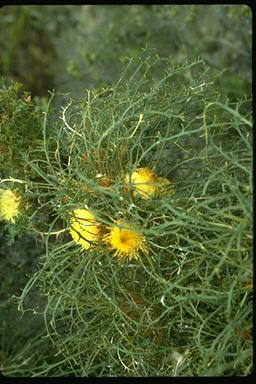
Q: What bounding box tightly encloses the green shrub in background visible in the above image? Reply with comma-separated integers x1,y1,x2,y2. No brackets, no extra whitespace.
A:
0,5,71,96
55,4,251,101
0,55,252,376
0,5,251,101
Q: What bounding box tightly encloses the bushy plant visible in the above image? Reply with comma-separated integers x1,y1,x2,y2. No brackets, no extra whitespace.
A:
1,55,252,376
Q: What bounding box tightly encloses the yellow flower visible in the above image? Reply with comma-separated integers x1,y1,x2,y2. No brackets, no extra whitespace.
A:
0,189,21,223
124,167,158,199
103,220,148,261
156,177,176,196
69,208,100,250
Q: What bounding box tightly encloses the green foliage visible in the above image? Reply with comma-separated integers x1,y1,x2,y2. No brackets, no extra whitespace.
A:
1,56,252,376
1,5,250,101
0,5,252,377
55,5,251,101
0,78,46,177
0,5,70,96
0,231,66,376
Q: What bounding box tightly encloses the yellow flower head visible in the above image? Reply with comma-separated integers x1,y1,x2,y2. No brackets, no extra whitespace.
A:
156,177,176,196
69,208,100,250
103,220,148,261
124,167,158,199
0,189,21,223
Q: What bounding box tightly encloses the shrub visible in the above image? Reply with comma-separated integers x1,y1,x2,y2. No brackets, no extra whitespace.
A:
1,56,252,376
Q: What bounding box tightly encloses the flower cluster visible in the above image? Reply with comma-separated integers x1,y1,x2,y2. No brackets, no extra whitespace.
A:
69,167,175,261
69,209,100,250
0,167,174,262
103,220,148,261
0,189,21,223
124,167,175,199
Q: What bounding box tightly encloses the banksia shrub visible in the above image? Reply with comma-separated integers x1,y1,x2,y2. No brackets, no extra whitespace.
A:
1,56,252,376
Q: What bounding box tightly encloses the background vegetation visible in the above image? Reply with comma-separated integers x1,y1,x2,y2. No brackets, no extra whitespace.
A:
0,4,252,377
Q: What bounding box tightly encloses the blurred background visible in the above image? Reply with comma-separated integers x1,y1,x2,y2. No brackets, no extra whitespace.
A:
0,5,251,100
